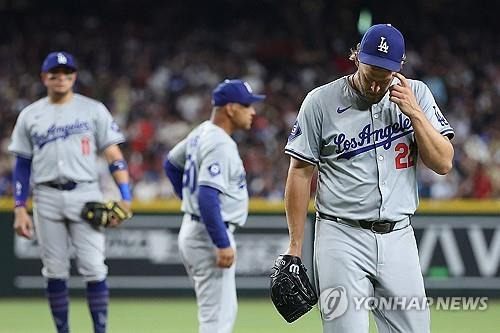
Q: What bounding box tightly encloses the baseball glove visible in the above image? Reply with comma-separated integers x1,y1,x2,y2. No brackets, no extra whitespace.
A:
270,254,318,323
81,201,132,228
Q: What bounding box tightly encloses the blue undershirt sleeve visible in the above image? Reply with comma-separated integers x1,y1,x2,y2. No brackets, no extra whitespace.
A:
198,185,230,248
13,155,32,207
164,158,184,199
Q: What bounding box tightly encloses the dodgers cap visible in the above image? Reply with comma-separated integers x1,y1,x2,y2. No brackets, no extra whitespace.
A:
358,24,405,72
212,79,265,107
41,51,77,72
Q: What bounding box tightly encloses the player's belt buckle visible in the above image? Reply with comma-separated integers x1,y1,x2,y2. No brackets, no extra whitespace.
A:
370,222,394,234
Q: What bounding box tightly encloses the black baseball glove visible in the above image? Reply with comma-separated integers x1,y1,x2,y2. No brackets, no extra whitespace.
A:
270,254,318,323
81,201,132,228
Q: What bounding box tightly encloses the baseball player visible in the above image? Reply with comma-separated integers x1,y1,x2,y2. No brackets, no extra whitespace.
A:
282,24,454,332
164,79,265,333
8,51,132,333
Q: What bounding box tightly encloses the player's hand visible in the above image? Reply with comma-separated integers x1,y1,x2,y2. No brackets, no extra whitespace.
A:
389,73,421,118
13,207,34,239
216,247,235,268
108,200,131,228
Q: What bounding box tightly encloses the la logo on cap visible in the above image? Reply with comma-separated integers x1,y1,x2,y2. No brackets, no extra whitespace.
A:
57,53,68,64
377,37,389,53
243,81,253,93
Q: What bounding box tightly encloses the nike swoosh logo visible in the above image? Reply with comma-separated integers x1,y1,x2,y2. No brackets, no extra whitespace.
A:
336,105,351,114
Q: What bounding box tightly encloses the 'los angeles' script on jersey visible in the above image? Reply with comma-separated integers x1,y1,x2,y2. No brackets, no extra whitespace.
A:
334,114,413,160
32,120,91,148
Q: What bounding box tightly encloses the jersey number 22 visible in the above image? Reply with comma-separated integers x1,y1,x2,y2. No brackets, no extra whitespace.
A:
395,143,415,169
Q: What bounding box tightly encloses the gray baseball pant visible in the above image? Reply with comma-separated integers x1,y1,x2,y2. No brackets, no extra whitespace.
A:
32,182,107,282
314,215,430,333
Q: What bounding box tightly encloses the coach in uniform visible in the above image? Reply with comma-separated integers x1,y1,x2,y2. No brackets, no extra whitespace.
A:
283,24,454,332
9,52,132,333
165,79,265,333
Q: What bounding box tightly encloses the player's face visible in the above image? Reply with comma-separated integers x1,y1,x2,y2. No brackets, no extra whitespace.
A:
357,63,395,103
42,67,77,95
230,103,256,130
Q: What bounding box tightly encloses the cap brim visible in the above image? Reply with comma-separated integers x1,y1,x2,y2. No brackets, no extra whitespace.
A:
212,94,266,106
247,94,265,104
359,52,401,72
43,64,77,72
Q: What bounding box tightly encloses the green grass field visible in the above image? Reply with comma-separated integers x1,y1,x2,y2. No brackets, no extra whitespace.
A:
0,298,499,332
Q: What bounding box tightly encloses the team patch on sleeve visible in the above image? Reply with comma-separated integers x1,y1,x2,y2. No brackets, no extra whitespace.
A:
208,162,222,177
288,120,302,142
238,172,247,189
110,121,121,132
433,106,449,126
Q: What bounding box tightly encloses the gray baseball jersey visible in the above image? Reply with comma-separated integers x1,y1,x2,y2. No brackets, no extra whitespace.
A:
168,120,249,226
285,76,454,222
8,93,125,183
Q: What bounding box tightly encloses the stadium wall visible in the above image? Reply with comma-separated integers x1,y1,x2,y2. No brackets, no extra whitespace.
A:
0,199,499,297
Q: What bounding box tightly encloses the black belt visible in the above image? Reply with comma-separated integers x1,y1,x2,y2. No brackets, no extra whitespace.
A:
317,212,400,234
191,214,238,231
41,181,78,191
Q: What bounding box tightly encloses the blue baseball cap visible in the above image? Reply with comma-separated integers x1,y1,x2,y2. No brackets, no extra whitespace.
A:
212,79,265,106
359,24,405,72
41,52,77,72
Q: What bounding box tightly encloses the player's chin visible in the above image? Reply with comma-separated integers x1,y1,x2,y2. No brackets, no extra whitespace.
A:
243,120,253,130
53,88,71,95
366,94,383,103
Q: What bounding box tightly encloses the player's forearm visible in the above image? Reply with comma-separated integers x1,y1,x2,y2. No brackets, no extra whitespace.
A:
284,160,315,256
285,179,310,255
410,112,454,175
110,169,129,184
13,155,32,208
110,168,131,202
104,145,132,201
198,185,230,249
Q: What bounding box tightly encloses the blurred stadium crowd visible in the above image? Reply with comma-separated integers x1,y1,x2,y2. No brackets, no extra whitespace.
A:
0,1,498,200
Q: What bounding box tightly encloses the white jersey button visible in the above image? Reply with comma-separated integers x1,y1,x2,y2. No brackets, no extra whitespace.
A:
58,160,64,166
381,181,386,186
378,155,384,161
374,114,379,119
